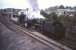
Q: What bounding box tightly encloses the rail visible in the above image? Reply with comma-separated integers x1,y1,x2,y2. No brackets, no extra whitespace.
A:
0,22,72,50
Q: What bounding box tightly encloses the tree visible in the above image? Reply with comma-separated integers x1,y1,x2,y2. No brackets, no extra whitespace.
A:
73,6,76,9
59,5,65,9
40,10,49,19
58,15,73,28
51,12,57,20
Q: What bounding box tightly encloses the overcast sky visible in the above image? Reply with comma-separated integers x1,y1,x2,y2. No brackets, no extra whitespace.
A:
0,0,76,9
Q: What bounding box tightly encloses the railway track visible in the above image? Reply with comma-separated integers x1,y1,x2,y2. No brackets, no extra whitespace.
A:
0,21,72,50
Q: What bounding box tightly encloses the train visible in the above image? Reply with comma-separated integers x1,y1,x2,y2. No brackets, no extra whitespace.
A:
10,13,65,40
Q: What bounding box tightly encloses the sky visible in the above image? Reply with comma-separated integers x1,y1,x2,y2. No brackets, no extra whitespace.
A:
0,0,76,9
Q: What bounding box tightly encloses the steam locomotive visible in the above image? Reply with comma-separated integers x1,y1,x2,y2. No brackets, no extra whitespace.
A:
10,14,65,40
